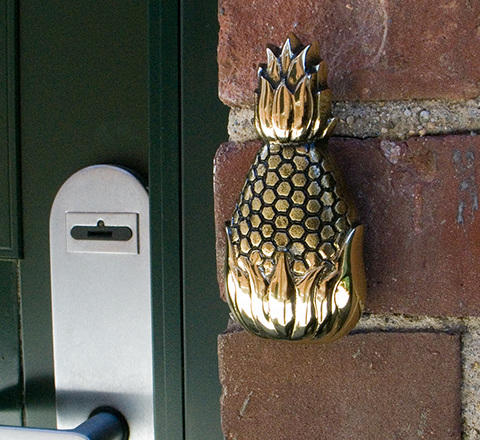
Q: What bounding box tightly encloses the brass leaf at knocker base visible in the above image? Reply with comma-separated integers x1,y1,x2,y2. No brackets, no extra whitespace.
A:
225,33,366,342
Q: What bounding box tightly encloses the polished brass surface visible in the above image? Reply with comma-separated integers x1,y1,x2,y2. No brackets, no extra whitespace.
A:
225,34,366,342
255,33,336,143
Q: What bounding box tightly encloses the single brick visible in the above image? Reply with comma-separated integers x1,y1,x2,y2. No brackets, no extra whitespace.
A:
214,135,480,317
218,0,480,105
218,330,461,440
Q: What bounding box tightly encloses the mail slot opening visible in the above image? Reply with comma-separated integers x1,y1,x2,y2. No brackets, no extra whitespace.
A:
88,229,113,238
71,220,133,241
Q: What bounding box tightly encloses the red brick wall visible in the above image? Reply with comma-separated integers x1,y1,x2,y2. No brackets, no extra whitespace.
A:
215,1,480,438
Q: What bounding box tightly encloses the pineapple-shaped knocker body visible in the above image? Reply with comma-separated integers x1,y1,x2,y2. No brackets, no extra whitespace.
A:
225,34,367,342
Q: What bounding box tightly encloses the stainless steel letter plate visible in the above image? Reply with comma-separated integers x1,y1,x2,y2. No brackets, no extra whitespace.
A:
50,165,153,439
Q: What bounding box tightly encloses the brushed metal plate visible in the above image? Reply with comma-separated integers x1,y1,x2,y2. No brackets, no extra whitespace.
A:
50,165,153,440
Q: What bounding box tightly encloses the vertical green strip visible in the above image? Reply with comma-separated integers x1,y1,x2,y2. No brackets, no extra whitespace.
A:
0,0,23,426
0,261,23,426
149,1,185,439
0,0,21,259
180,0,230,438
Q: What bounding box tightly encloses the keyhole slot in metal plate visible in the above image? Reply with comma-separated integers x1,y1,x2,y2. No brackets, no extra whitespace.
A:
71,220,133,241
66,212,138,254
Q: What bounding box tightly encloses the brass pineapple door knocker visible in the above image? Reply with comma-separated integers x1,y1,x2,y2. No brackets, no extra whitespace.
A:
225,33,366,342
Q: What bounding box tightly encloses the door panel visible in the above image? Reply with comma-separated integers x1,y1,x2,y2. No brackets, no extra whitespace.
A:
19,0,148,427
15,0,228,437
0,0,21,259
0,261,22,427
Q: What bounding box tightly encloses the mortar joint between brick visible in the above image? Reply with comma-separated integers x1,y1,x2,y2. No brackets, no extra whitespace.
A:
227,97,480,142
357,313,480,333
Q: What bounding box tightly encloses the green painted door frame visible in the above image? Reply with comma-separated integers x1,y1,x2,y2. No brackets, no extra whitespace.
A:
2,0,229,438
150,0,230,437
